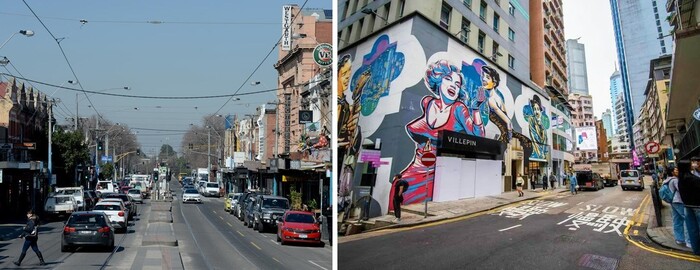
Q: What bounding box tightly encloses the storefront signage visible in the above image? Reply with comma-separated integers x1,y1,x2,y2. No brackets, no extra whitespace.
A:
281,5,293,51
438,130,504,158
313,43,333,67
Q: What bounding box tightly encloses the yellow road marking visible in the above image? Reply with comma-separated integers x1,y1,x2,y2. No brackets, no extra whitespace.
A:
251,242,262,250
227,222,233,227
273,257,281,264
237,230,244,237
623,194,700,262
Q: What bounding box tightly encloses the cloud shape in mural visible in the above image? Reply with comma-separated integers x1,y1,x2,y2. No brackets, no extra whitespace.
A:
350,35,405,117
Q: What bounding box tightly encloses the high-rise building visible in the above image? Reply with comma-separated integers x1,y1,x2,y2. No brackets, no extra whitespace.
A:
595,119,609,162
609,68,622,133
601,109,613,139
565,39,589,95
613,91,630,153
275,5,332,156
609,0,672,149
530,0,568,94
568,93,596,162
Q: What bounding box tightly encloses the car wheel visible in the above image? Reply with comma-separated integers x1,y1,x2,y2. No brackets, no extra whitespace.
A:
61,243,71,252
258,223,265,233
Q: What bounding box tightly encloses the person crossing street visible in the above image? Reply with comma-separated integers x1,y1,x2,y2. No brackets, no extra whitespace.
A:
13,210,45,266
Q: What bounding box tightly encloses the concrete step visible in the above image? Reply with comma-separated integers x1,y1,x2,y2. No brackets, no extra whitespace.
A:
149,211,174,223
151,202,172,212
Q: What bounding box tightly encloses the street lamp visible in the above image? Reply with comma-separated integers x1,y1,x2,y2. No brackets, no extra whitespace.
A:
0,30,34,50
361,8,388,23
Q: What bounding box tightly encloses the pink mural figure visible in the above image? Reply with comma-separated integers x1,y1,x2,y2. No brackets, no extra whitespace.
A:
390,60,484,209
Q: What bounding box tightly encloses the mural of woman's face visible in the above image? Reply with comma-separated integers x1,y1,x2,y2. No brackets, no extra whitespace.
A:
439,71,461,103
482,73,495,90
533,103,542,118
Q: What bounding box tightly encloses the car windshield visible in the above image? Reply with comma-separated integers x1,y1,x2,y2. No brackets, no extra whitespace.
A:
621,171,638,177
185,189,198,194
68,214,107,226
207,183,219,188
56,197,73,204
106,195,128,202
233,194,241,200
263,198,289,209
94,204,122,211
59,190,78,195
128,189,140,194
285,213,315,223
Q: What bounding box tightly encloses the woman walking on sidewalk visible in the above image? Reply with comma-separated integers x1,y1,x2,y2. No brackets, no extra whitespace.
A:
664,167,690,248
13,210,46,266
516,174,525,197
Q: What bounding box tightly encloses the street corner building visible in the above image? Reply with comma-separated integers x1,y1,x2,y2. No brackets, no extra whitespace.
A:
337,10,561,219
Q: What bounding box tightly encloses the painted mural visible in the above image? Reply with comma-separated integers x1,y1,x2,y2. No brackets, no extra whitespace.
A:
523,95,550,161
338,16,551,215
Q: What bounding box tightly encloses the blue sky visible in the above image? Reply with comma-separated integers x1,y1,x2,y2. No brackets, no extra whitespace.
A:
0,0,331,155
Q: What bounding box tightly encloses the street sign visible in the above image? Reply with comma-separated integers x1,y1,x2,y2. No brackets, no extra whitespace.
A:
420,152,437,167
101,155,113,162
645,141,660,155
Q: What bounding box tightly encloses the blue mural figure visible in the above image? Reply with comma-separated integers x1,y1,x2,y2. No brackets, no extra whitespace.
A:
523,95,550,161
461,60,512,142
350,35,405,116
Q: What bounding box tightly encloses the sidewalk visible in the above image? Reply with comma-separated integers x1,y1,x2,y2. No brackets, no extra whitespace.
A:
340,187,568,242
646,199,694,253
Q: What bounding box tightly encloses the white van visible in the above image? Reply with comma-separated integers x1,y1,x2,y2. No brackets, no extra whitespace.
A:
97,180,116,193
620,170,644,191
55,187,85,210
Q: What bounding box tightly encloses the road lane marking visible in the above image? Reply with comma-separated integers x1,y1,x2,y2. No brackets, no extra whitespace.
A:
227,222,233,227
270,239,277,244
219,216,224,220
237,230,244,237
273,257,281,264
251,241,262,250
261,234,267,238
498,224,522,232
309,260,328,270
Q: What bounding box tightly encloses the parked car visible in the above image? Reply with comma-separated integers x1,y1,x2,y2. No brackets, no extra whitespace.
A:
127,189,144,204
238,191,260,221
230,193,243,216
182,188,202,204
56,187,86,211
45,195,78,220
92,202,128,233
103,193,137,220
574,171,605,191
276,211,322,246
253,195,290,232
620,169,644,191
61,212,115,252
204,182,221,197
243,197,258,228
83,191,96,211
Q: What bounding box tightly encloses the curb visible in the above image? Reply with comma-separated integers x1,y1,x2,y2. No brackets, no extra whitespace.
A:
359,189,568,233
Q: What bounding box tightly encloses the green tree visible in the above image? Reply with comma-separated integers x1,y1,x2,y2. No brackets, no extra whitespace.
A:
100,163,114,180
52,128,91,186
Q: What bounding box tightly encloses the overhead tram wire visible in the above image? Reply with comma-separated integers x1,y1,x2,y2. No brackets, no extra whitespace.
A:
22,0,103,122
0,73,300,100
0,12,278,25
3,61,77,120
211,0,309,117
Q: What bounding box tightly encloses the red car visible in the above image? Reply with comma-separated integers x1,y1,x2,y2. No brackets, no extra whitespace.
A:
276,211,322,246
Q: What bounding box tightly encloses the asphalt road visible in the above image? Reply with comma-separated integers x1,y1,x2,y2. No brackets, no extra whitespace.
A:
0,199,149,269
339,186,700,270
174,189,332,270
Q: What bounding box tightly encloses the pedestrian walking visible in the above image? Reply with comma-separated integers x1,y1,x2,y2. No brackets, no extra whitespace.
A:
516,173,525,197
569,172,578,195
542,173,549,190
663,167,690,248
679,159,700,255
13,210,45,266
392,174,409,222
550,174,557,190
530,174,536,191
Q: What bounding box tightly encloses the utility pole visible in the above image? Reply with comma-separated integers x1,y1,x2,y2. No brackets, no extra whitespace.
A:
75,92,79,131
94,117,100,188
208,127,211,182
48,99,54,190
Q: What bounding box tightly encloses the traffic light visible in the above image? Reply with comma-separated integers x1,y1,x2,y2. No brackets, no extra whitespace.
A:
136,148,141,156
153,172,159,182
97,141,103,151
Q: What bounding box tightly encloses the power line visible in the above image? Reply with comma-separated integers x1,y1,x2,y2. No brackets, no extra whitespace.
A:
212,0,309,116
0,73,309,100
22,0,102,122
0,11,278,25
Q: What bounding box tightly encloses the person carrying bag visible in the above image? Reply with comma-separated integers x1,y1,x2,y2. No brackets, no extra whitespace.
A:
13,210,46,266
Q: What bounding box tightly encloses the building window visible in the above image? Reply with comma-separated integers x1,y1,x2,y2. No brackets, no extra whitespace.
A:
440,2,451,30
509,2,515,16
493,14,500,33
508,54,515,69
463,0,472,10
480,0,487,21
654,13,659,20
508,28,515,41
357,18,364,39
461,17,471,43
398,0,405,18
662,47,667,54
478,30,485,53
492,42,499,60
